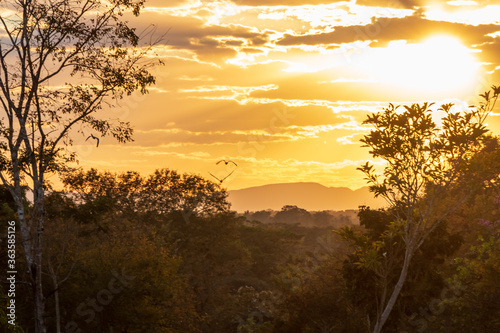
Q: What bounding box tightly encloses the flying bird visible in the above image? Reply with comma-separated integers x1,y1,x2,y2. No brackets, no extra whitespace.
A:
209,170,235,184
216,159,237,167
86,134,100,147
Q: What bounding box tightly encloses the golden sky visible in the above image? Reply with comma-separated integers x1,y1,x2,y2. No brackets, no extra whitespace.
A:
73,0,500,190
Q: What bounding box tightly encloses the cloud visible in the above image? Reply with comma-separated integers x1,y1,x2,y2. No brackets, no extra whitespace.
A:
178,75,215,81
356,0,423,9
178,83,279,96
144,0,190,7
446,1,478,5
425,4,500,25
229,0,345,6
128,11,270,64
476,38,500,72
276,13,499,47
132,128,296,146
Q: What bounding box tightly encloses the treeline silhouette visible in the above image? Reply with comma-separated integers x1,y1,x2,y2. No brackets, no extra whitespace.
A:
243,205,358,227
1,155,499,332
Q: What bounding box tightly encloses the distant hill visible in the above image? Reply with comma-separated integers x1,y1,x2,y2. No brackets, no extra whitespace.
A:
228,182,385,212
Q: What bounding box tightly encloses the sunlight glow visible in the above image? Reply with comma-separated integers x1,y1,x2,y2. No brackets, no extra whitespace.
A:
357,35,482,98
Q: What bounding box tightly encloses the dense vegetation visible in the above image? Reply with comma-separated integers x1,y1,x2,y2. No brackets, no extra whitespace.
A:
1,139,499,332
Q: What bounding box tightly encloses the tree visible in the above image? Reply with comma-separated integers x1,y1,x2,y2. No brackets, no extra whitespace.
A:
273,254,366,333
53,218,201,333
428,171,500,332
357,87,500,333
337,206,462,331
0,1,158,332
432,206,500,333
61,168,230,227
238,223,301,283
60,168,247,331
0,186,23,333
274,205,311,225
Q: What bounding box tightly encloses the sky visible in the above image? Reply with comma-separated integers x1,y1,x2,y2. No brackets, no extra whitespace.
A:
73,0,500,190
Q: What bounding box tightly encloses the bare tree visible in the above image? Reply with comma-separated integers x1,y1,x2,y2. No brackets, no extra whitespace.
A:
0,1,159,332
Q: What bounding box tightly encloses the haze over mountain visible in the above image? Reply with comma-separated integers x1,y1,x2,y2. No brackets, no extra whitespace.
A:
228,182,385,212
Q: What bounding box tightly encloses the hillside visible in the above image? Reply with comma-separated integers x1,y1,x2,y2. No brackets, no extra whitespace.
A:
228,182,385,212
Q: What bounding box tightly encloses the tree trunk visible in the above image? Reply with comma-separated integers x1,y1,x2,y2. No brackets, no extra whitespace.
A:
34,230,46,333
15,181,47,333
15,200,46,333
373,246,413,333
48,259,62,333
11,157,46,332
54,289,61,333
33,184,47,333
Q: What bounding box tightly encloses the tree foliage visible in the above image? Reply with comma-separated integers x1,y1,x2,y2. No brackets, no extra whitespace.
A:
427,191,500,333
356,87,499,333
337,206,462,331
0,1,159,331
56,168,251,332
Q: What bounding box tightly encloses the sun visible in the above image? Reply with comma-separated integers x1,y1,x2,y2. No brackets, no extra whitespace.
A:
358,34,482,99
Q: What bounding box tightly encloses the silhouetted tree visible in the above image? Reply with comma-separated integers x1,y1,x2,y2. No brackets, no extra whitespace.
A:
338,206,462,331
274,205,311,225
357,87,499,333
0,1,159,331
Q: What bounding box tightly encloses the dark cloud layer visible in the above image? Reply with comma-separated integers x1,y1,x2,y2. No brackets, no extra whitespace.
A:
130,12,269,63
277,14,499,47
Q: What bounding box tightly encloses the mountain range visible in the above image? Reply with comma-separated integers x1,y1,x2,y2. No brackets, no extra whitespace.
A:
227,182,385,212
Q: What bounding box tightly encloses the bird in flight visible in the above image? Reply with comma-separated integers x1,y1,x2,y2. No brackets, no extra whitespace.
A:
209,159,237,183
216,159,237,166
209,170,235,184
86,134,100,147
